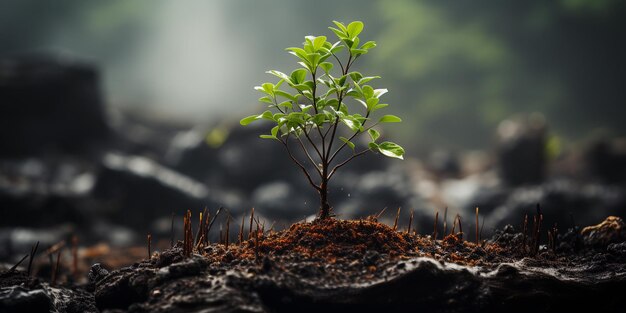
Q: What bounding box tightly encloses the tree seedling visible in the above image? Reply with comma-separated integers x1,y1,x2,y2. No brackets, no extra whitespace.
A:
241,21,405,219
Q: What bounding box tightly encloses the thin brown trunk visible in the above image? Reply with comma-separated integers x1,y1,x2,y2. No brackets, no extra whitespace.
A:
318,180,330,219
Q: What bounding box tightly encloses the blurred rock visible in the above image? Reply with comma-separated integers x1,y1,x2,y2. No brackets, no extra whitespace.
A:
335,165,429,227
0,286,51,313
251,181,311,220
581,216,626,247
0,226,72,262
584,137,626,183
215,123,297,191
0,158,93,230
496,114,547,186
92,153,218,231
470,180,626,237
557,227,583,253
165,123,300,193
0,53,109,156
165,128,216,181
426,149,460,178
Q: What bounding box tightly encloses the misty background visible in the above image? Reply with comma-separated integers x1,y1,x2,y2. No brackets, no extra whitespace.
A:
2,0,625,152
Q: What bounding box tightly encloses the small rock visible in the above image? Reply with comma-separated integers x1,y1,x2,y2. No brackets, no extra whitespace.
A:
167,257,207,278
503,224,515,234
88,263,109,283
582,216,626,247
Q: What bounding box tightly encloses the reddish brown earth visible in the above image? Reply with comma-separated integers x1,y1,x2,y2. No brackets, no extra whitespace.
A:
2,216,626,313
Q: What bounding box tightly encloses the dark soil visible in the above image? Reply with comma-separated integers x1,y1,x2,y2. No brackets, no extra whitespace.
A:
2,216,626,313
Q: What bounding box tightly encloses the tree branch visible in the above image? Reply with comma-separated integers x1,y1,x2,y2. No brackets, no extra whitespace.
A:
299,125,324,161
330,52,345,74
328,149,370,180
328,121,377,164
280,137,321,191
295,135,322,178
324,53,352,161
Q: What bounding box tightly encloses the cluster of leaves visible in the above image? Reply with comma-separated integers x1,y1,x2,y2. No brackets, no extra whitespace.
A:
241,21,403,160
241,21,404,199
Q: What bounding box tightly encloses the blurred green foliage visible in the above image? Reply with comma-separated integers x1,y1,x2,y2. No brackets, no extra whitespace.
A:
369,0,626,153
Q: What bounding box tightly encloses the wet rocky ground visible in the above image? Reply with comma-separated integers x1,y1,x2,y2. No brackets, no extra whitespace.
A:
2,216,626,313
3,50,626,313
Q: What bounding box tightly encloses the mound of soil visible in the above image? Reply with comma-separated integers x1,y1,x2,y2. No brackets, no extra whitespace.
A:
2,216,626,313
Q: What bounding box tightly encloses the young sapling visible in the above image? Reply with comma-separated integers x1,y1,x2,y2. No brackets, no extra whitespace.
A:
241,21,405,219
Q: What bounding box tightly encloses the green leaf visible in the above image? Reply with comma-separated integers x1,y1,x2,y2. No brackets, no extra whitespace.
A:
277,101,293,110
338,75,347,86
358,76,380,84
290,69,307,84
347,21,364,39
304,36,315,51
339,137,355,151
368,129,380,141
378,115,402,123
372,103,389,112
262,83,274,94
339,102,349,115
313,36,326,50
378,141,404,160
240,115,259,126
286,47,308,61
271,125,279,137
298,61,312,72
324,98,339,109
340,116,361,132
319,62,333,73
312,113,327,125
332,21,348,33
260,134,277,140
274,90,297,101
308,53,321,68
349,71,363,82
299,104,313,113
254,86,270,95
267,70,291,83
261,110,274,120
330,42,345,53
368,142,379,150
362,85,374,99
329,27,347,39
351,37,360,49
294,83,312,92
366,98,379,110
361,41,376,49
259,96,273,104
350,48,368,55
345,89,360,98
374,88,388,98
318,78,332,88
273,113,285,121
352,82,364,98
